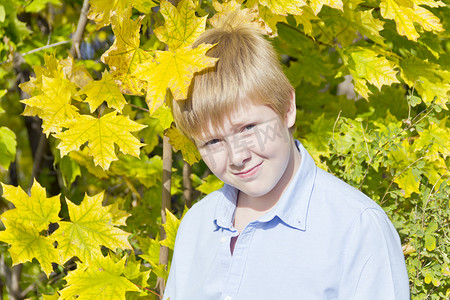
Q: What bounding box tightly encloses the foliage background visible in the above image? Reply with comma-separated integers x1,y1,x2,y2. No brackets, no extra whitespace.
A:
0,0,449,299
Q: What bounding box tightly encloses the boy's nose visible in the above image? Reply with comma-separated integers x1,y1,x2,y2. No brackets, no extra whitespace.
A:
227,140,251,167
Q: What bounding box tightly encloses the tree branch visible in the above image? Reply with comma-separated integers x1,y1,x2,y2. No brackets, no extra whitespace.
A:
0,41,71,65
157,134,172,297
70,0,90,58
183,161,193,208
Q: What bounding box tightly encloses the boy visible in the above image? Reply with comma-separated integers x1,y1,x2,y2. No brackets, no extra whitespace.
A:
164,15,410,300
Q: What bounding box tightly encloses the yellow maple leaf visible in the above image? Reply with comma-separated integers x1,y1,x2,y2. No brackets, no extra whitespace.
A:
135,44,218,113
0,220,59,276
294,6,319,36
0,180,61,276
166,126,201,165
380,0,444,41
1,180,60,231
59,255,139,299
154,0,207,50
348,48,400,90
309,0,343,15
101,13,150,95
54,112,146,170
59,55,93,89
210,0,271,34
88,0,137,29
257,3,287,36
259,0,306,15
342,47,400,98
21,75,79,135
78,70,127,113
53,192,132,264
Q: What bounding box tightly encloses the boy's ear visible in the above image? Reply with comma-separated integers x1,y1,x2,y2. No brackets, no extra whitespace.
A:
285,90,296,128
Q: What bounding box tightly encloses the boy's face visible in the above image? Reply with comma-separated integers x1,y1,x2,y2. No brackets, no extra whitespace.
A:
194,100,297,199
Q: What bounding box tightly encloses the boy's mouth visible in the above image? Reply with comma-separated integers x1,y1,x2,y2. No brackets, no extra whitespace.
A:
234,162,263,178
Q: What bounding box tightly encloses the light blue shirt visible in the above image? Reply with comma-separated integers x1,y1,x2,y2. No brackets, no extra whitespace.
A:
164,141,410,300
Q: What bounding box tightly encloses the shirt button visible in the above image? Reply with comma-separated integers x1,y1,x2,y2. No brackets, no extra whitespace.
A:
224,296,232,300
220,236,227,243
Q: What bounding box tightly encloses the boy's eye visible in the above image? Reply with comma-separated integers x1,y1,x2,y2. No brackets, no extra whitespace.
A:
205,138,221,146
243,124,256,131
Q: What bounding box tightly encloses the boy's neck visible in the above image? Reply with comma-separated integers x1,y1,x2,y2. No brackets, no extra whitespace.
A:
233,140,301,232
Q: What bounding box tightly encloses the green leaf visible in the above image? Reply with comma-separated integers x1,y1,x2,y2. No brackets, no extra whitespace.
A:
0,5,5,22
0,127,16,170
25,0,61,13
139,236,161,266
152,104,174,130
196,174,224,194
110,154,163,188
399,57,450,109
425,234,436,251
59,255,139,299
160,209,181,250
59,155,81,187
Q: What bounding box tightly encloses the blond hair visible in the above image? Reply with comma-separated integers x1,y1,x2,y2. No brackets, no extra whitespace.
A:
171,13,293,139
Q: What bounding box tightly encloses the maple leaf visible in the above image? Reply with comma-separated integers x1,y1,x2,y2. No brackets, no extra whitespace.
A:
309,0,343,15
101,12,150,95
259,0,306,15
349,10,385,46
380,0,444,41
342,47,400,98
111,154,163,188
152,104,174,130
135,44,218,113
349,48,400,89
166,126,201,165
123,253,151,289
59,55,93,89
88,0,135,29
21,75,79,135
78,70,127,113
210,0,270,34
0,127,16,170
0,180,61,276
257,4,287,35
1,180,60,231
54,112,146,170
388,140,421,197
53,192,132,264
154,0,207,50
59,255,139,299
399,57,450,109
294,6,319,36
160,209,181,250
0,220,59,276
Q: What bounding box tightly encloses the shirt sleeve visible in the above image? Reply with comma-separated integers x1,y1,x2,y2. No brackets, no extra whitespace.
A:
338,208,410,300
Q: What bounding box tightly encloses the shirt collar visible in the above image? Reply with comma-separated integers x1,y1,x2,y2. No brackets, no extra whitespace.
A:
214,140,316,231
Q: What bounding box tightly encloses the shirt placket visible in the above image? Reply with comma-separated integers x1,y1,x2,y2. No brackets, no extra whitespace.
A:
221,223,257,300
